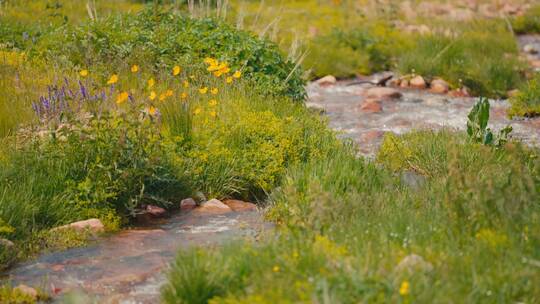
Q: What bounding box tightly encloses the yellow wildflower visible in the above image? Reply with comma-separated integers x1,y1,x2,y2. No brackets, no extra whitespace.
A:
193,107,202,115
272,265,280,273
183,80,189,88
204,57,217,65
209,110,217,118
131,65,139,73
181,92,188,99
107,74,119,85
116,92,129,104
149,91,157,100
213,70,224,77
165,89,174,97
233,71,242,78
226,76,233,84
208,99,218,106
199,87,208,94
399,281,410,296
79,69,89,77
210,88,218,95
148,78,155,88
173,65,181,76
292,251,299,259
159,93,167,101
147,106,157,116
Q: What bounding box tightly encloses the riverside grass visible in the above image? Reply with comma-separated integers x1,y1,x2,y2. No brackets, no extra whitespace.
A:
163,130,540,303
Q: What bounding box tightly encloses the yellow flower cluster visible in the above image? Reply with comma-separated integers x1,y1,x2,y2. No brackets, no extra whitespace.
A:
204,57,242,83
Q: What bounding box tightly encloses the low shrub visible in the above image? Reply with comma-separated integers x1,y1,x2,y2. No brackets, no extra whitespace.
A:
513,5,540,34
509,74,540,118
30,8,305,100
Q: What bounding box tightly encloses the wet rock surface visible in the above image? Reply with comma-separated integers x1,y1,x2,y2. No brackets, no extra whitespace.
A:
3,209,270,303
307,82,540,158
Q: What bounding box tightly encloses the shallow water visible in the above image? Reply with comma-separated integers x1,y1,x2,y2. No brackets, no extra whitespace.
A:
4,211,269,303
307,82,540,158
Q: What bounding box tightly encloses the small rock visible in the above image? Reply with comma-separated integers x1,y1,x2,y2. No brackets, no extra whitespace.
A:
388,78,401,87
399,79,409,88
400,171,426,189
14,284,38,300
395,254,433,274
0,238,14,248
180,198,197,211
523,44,538,55
530,59,540,69
409,75,426,89
359,99,383,113
364,87,402,100
223,199,257,212
146,205,166,217
430,78,449,94
315,75,337,86
54,219,104,233
194,199,232,215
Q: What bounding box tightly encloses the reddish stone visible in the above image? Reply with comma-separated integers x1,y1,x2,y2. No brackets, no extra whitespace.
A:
53,219,104,234
180,198,197,211
192,199,232,215
223,200,257,212
146,205,166,217
359,100,383,113
364,87,402,100
409,75,426,89
430,78,450,94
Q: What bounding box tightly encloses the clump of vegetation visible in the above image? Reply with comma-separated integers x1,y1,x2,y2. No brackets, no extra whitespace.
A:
397,21,524,98
29,8,305,100
164,129,540,303
466,97,512,147
512,4,540,34
509,74,540,118
305,22,412,78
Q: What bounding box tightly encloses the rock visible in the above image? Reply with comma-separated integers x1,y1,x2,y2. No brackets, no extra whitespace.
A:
14,284,38,300
430,78,449,94
54,219,104,233
400,171,426,189
359,99,383,113
364,87,402,100
409,75,426,89
223,199,257,212
146,205,166,217
399,79,409,88
0,238,14,248
523,44,538,55
395,254,433,274
530,59,540,69
315,75,337,86
180,198,197,211
194,199,232,215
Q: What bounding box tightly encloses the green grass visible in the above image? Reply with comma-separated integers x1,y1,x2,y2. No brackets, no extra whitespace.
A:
163,130,540,303
397,20,525,98
513,4,540,34
509,74,540,118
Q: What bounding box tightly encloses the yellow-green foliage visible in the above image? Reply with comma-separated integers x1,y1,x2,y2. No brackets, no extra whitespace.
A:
0,285,50,304
0,0,143,27
509,74,540,118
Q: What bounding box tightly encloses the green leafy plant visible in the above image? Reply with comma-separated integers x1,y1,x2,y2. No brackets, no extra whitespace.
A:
467,97,512,147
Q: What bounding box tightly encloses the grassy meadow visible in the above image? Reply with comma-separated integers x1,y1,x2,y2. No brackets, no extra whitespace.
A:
0,0,539,303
